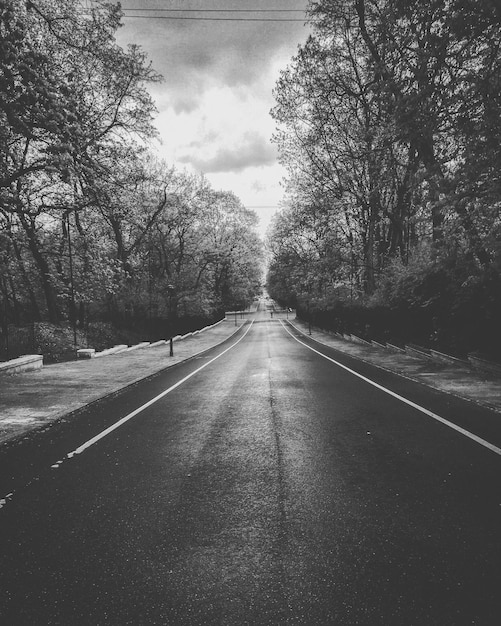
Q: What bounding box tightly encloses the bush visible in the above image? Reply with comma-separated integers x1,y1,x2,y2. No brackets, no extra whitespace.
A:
1,311,226,363
296,246,501,360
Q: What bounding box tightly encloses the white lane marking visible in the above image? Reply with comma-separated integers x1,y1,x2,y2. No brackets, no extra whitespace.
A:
66,321,255,458
280,321,501,457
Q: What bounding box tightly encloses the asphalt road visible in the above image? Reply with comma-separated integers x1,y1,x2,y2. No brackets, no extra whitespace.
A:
1,307,501,625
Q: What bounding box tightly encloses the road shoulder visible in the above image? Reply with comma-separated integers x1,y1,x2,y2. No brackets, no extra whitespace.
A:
287,319,501,414
0,320,243,446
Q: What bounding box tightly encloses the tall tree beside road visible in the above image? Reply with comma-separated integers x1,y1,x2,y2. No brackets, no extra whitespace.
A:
269,0,501,354
198,189,263,312
266,195,346,306
95,168,264,322
0,0,264,337
271,0,422,295
0,0,159,323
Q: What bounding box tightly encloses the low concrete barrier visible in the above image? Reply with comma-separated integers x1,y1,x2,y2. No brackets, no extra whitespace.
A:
77,349,95,359
149,340,167,348
405,345,433,360
468,355,501,377
0,354,43,375
74,318,227,362
386,343,406,353
126,342,151,352
94,344,128,358
430,350,469,367
350,334,371,346
199,318,225,331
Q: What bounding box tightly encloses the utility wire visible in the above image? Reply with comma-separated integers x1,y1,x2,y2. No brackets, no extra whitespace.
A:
115,8,307,21
79,6,309,22
120,16,307,21
119,9,306,12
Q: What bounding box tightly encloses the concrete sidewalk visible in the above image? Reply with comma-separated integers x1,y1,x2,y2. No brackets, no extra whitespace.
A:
0,319,243,445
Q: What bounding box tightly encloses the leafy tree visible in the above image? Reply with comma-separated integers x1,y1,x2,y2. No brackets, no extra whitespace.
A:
0,0,159,322
268,0,501,354
0,0,265,347
196,189,263,311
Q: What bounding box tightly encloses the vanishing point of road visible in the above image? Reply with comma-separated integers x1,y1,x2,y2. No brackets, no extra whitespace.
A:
1,302,500,625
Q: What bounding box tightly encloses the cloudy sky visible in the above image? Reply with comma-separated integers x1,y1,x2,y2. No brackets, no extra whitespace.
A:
113,0,311,236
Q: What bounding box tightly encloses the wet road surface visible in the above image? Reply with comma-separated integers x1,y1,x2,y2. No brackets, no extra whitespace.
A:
1,310,501,624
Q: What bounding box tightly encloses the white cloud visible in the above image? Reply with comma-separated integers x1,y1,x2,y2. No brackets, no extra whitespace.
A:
115,0,311,238
180,135,277,174
153,84,277,168
206,163,287,237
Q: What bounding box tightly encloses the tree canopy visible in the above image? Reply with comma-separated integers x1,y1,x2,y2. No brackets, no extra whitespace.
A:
0,0,263,341
268,0,501,356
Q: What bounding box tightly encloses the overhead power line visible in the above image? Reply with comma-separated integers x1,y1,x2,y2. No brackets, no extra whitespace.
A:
78,5,309,21
116,8,308,21
119,9,306,12
78,6,309,22
121,16,307,21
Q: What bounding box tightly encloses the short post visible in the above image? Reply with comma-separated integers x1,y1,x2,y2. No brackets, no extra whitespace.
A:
66,211,78,350
235,310,237,326
167,283,175,357
307,299,311,335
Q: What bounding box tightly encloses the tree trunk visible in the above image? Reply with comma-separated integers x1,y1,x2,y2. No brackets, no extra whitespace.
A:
455,198,491,268
363,207,377,294
18,212,60,322
10,230,41,320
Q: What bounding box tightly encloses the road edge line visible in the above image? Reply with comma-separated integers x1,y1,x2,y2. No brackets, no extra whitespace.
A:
66,321,255,458
287,320,501,416
280,320,501,457
0,322,246,450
